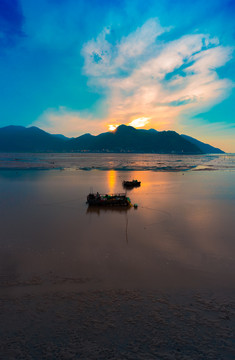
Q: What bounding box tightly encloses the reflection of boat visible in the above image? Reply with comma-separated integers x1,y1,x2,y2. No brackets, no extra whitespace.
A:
122,180,141,188
86,200,130,243
86,206,131,214
87,192,131,207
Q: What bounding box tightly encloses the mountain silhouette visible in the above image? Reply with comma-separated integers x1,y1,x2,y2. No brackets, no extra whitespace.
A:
0,124,224,154
0,125,67,152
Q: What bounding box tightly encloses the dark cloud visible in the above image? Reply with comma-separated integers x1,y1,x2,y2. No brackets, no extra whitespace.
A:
0,0,24,48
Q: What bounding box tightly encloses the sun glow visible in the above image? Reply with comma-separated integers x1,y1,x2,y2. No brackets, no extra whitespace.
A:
128,117,150,128
108,117,150,132
108,124,119,131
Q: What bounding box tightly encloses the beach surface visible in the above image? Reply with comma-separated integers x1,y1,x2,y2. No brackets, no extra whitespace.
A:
0,154,235,359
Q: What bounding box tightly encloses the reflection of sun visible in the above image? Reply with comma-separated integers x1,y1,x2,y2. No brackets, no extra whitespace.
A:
107,170,116,193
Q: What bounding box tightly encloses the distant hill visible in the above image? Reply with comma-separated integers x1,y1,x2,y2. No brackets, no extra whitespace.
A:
0,125,67,152
0,124,224,154
181,134,224,154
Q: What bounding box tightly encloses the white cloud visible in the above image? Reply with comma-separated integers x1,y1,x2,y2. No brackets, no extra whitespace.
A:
33,107,104,136
186,46,233,74
82,20,233,131
82,18,167,79
116,18,166,66
82,27,114,77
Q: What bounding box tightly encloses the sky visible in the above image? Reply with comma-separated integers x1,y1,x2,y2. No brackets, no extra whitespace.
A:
0,0,235,151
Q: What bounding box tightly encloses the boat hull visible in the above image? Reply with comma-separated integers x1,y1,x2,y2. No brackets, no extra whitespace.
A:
87,193,131,207
123,180,141,188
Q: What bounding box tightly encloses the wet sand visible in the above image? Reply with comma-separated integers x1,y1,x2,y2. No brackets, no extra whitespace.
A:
1,288,234,360
0,163,235,359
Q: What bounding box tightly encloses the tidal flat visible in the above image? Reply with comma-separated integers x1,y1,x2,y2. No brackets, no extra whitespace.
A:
0,154,235,359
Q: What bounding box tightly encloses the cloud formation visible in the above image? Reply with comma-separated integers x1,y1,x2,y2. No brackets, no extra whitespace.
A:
82,18,233,131
36,18,233,136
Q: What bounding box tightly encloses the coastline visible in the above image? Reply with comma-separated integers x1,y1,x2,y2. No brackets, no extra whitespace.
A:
0,152,234,172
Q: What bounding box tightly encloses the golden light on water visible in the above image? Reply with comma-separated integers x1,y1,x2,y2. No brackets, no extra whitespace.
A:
107,170,116,193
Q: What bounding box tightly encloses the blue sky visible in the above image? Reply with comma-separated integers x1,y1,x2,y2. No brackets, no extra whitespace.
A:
0,0,234,151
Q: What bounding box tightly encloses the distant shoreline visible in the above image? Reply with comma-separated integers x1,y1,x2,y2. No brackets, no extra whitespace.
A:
0,153,234,172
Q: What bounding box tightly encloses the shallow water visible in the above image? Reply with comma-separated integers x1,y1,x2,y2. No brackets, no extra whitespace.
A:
1,152,235,171
0,166,235,293
1,160,235,358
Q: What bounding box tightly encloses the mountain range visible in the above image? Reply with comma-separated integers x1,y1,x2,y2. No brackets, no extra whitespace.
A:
0,125,224,154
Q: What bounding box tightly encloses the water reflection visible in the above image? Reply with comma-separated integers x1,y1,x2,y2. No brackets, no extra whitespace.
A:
86,204,131,244
0,168,235,291
86,206,131,215
107,170,116,193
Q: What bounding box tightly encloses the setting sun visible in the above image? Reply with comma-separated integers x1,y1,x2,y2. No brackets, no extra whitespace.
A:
108,124,119,131
108,118,150,132
128,117,150,128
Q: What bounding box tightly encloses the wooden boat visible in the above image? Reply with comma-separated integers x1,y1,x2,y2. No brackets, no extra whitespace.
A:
87,192,131,207
122,180,141,188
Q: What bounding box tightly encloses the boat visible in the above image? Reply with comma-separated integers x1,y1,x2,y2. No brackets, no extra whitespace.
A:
87,192,131,207
122,180,141,188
